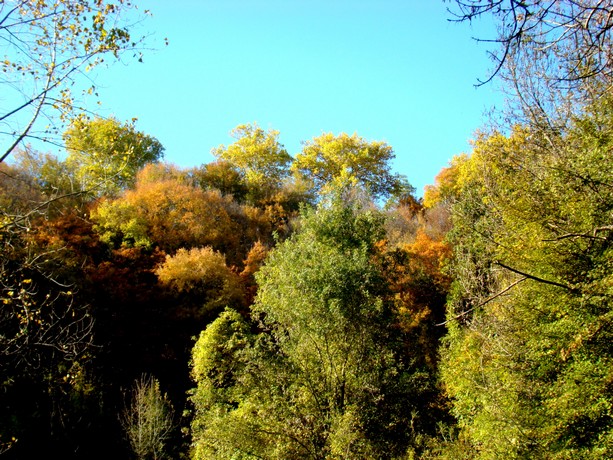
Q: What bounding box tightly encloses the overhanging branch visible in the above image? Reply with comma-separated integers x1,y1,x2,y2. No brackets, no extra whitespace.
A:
495,261,576,291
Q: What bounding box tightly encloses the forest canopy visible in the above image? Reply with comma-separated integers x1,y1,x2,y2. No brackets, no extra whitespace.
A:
0,0,611,459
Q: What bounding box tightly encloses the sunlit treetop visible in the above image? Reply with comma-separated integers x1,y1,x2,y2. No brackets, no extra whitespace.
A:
211,123,292,194
292,132,409,201
64,116,164,196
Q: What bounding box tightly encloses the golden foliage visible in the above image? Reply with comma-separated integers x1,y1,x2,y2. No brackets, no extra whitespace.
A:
156,247,243,312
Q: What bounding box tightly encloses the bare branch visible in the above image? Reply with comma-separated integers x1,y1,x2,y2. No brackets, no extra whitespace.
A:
0,0,148,163
495,261,576,291
448,0,613,101
437,276,528,326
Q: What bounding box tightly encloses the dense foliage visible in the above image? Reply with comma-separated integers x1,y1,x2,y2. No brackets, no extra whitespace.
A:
0,0,611,458
190,197,446,459
438,98,613,459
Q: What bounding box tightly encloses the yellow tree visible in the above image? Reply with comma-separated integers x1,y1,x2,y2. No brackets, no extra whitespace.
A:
65,116,164,196
292,132,408,200
156,247,244,316
92,178,240,254
212,123,292,203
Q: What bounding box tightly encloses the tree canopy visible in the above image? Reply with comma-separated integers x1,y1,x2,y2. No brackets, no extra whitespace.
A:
212,123,293,202
65,116,164,196
292,132,409,201
189,196,443,459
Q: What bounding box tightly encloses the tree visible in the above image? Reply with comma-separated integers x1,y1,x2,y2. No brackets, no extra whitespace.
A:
192,159,248,202
447,0,613,86
0,236,94,377
91,176,239,254
447,0,613,129
0,5,166,455
155,247,244,317
65,116,164,196
239,241,270,306
389,231,452,369
439,96,613,458
292,132,409,201
0,217,97,457
0,155,45,219
135,162,190,186
1,147,94,222
121,374,175,460
212,123,293,202
422,154,467,209
189,195,439,459
189,308,255,460
0,0,148,163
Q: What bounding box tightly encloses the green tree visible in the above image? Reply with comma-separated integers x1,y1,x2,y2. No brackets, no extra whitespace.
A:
189,308,255,460
65,116,164,196
292,132,408,201
121,374,175,460
190,195,437,459
440,97,613,458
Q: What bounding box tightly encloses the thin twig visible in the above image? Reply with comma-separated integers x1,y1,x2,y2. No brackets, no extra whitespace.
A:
437,276,528,326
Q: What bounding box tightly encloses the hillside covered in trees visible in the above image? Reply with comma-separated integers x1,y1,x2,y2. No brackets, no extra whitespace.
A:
1,1,612,459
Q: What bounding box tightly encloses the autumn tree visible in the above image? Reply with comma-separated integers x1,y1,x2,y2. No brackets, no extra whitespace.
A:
239,241,269,306
65,116,164,196
156,247,244,318
1,147,95,223
0,238,94,378
91,175,239,254
212,123,293,203
0,0,148,163
292,132,408,201
391,233,452,367
134,162,190,186
422,154,467,209
439,96,613,458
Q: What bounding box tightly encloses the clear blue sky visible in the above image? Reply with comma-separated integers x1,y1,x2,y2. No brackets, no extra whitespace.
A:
93,0,501,195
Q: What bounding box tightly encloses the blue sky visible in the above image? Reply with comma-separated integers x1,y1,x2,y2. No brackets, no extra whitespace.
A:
93,0,501,195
